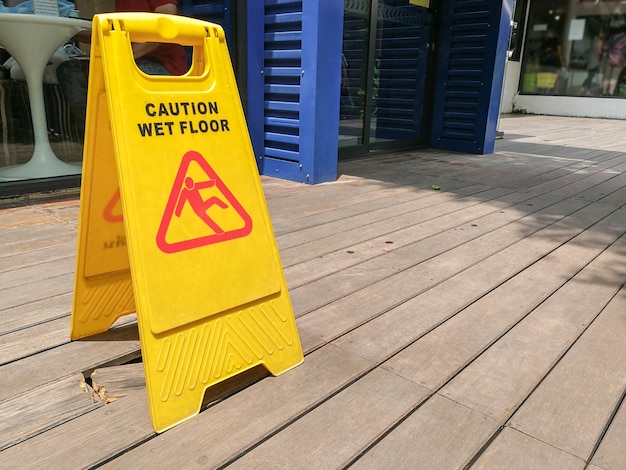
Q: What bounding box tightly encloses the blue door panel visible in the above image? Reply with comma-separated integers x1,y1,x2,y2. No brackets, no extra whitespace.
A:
431,0,513,154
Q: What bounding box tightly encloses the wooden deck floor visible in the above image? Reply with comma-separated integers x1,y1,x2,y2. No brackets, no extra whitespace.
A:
1,114,625,469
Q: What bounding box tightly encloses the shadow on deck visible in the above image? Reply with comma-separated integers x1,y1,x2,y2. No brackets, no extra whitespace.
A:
0,114,625,469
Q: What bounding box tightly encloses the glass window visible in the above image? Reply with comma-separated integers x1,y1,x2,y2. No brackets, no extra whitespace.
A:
520,0,626,97
0,37,86,188
339,0,432,155
1,4,99,191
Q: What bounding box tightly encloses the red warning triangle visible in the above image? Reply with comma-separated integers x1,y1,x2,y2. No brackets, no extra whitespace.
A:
103,188,124,223
156,151,253,254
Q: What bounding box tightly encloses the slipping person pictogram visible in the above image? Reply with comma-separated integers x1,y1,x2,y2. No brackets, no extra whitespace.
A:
175,176,228,235
156,151,253,253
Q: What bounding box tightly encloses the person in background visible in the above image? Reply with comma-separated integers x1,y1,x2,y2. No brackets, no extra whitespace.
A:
56,0,188,136
582,28,605,95
601,27,626,96
537,30,564,94
114,0,187,76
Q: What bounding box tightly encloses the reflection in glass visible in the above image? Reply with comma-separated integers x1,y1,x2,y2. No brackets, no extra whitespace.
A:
340,1,370,147
340,0,430,152
371,0,425,144
521,0,626,97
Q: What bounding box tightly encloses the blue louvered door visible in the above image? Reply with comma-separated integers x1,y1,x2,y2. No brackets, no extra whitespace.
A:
430,0,512,154
260,1,303,174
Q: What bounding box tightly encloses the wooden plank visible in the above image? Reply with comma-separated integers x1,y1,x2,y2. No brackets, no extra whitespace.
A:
0,373,102,451
0,204,77,227
439,236,626,423
0,391,150,468
102,345,373,469
549,161,626,199
271,181,457,236
90,363,146,402
0,292,72,335
1,317,71,365
438,151,592,188
295,196,587,351
269,179,412,232
377,206,626,391
0,272,73,311
0,197,77,241
0,344,372,469
0,239,75,273
0,228,75,260
497,117,626,151
273,179,483,237
471,427,585,469
32,195,80,216
500,153,620,193
576,172,626,204
0,322,140,402
283,186,525,285
0,206,53,227
350,394,499,469
431,146,618,189
508,287,626,460
519,155,626,197
264,175,391,222
0,114,623,468
591,398,626,470
337,160,458,187
276,182,497,255
0,188,80,209
498,140,616,161
0,255,75,289
0,210,76,235
290,191,581,317
227,368,430,469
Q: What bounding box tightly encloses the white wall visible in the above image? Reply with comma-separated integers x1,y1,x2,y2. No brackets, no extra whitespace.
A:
500,60,521,114
511,94,626,119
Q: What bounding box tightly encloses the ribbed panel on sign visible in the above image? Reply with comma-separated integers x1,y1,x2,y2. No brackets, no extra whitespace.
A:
78,276,135,324
155,300,294,402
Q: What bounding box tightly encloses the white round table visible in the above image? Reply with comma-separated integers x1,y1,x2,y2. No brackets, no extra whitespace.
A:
0,13,91,181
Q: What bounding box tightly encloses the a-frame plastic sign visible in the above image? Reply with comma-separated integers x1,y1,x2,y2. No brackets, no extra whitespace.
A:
71,13,303,433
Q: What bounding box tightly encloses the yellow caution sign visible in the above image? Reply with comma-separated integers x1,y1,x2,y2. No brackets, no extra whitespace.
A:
71,13,303,433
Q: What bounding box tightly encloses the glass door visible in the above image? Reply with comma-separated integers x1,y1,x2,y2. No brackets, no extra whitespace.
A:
339,0,434,157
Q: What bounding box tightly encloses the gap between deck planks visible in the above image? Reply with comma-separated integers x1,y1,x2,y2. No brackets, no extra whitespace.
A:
591,394,626,469
0,373,102,452
295,197,620,353
505,285,626,462
287,189,568,311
